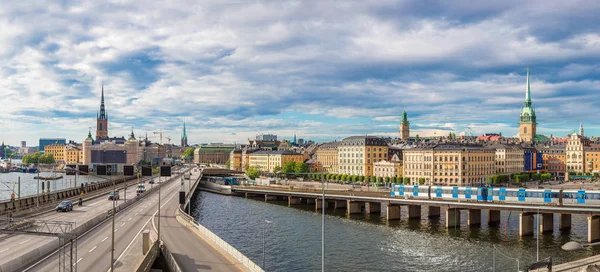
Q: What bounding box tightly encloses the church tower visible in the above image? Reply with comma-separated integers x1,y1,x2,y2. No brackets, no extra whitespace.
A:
96,83,109,140
519,69,537,142
181,121,188,147
580,122,584,136
399,110,410,140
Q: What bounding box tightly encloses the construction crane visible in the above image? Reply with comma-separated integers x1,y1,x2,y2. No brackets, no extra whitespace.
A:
153,130,171,145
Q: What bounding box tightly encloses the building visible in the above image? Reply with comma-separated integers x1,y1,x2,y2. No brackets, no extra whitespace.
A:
489,144,524,174
523,146,543,172
403,144,495,186
519,70,537,143
566,132,590,172
21,141,26,148
248,150,304,172
230,149,243,171
0,142,5,159
373,154,403,178
316,142,339,173
65,144,83,164
278,140,292,151
194,144,235,165
256,134,277,141
181,121,188,147
537,144,566,177
82,129,146,173
585,144,600,173
39,138,66,154
44,143,66,162
338,136,388,176
399,111,410,140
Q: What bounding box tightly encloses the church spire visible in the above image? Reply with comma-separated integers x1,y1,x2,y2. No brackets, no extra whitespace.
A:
182,121,187,140
580,122,584,136
525,68,531,106
401,110,409,125
98,82,107,120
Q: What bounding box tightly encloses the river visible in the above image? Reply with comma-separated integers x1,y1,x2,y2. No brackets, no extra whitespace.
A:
0,172,111,201
190,190,600,271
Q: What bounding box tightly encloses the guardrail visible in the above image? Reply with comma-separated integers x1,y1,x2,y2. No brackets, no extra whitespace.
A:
175,206,264,272
136,239,160,272
160,241,184,272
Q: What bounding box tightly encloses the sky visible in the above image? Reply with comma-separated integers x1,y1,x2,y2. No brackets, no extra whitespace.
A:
2,1,600,146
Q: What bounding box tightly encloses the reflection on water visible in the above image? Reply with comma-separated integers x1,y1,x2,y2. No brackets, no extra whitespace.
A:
0,172,108,200
191,191,599,272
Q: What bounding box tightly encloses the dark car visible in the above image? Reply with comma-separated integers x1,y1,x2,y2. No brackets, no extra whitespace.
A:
56,201,73,212
108,191,120,200
149,179,155,184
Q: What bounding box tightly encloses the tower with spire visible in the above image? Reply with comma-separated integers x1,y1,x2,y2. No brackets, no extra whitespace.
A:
96,83,109,140
519,69,537,142
399,110,410,140
181,121,188,147
293,133,297,145
580,122,584,136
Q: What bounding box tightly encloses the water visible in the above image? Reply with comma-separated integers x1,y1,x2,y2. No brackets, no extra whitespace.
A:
0,172,109,201
190,191,600,271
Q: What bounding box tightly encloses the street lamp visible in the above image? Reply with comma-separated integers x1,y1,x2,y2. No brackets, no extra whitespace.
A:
262,219,272,269
277,171,324,272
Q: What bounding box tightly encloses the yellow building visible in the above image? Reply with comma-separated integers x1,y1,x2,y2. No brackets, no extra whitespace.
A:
373,159,403,178
584,144,600,173
489,144,524,174
338,136,388,176
248,151,304,172
316,142,339,173
65,145,82,164
44,143,66,163
566,132,589,172
229,149,243,171
403,144,495,186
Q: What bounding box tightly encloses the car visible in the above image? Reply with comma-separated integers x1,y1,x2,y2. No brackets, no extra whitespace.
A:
56,201,73,212
149,179,155,184
108,191,120,200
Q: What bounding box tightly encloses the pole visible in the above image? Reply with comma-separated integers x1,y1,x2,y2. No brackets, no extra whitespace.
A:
37,171,40,208
262,221,265,269
321,178,325,272
158,175,161,241
124,175,127,203
17,177,20,212
111,175,115,272
493,245,495,272
537,207,539,262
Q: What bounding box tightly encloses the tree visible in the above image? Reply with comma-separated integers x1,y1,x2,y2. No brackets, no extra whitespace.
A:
225,159,231,169
384,177,390,183
370,176,376,183
282,161,296,174
183,147,195,161
594,173,600,178
415,134,420,141
418,178,425,185
294,162,309,174
403,177,411,184
246,167,259,180
376,176,382,184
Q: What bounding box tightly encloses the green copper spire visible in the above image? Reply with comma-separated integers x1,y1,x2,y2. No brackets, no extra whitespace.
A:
86,129,94,141
182,121,188,140
520,69,536,123
401,110,410,125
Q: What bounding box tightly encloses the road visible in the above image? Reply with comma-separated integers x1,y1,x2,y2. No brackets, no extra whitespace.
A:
0,176,154,270
24,174,180,271
159,171,241,272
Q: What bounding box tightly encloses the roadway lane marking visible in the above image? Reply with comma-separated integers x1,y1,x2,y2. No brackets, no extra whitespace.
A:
20,239,31,245
128,217,132,221
120,222,126,227
134,213,138,216
73,257,82,266
110,185,179,272
115,228,119,232
102,237,108,242
89,246,97,253
0,248,9,253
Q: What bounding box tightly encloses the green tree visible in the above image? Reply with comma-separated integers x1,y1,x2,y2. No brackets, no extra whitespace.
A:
244,164,250,171
370,176,376,183
594,173,600,178
272,165,282,174
282,161,296,174
376,176,382,184
384,177,390,183
415,134,420,141
403,177,411,184
294,162,309,174
183,147,195,161
418,178,425,185
532,173,541,181
225,159,231,169
246,167,259,180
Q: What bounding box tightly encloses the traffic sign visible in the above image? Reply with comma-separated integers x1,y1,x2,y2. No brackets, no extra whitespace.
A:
11,193,15,199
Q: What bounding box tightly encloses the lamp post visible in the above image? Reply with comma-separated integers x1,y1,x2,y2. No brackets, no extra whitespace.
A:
262,219,272,269
277,171,324,272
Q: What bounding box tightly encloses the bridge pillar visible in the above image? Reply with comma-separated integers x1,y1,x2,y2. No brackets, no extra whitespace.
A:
446,208,460,228
559,214,572,230
539,213,554,233
408,205,421,219
264,194,277,202
366,202,381,214
334,200,347,210
520,213,534,236
589,215,600,243
428,206,440,218
288,196,301,206
347,200,362,215
387,204,401,221
488,210,501,226
316,199,328,211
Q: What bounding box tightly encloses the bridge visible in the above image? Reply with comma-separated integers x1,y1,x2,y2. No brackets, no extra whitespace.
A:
0,167,260,272
230,186,600,243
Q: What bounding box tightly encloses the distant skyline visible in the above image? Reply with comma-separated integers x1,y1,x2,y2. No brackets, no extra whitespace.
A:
2,1,600,146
